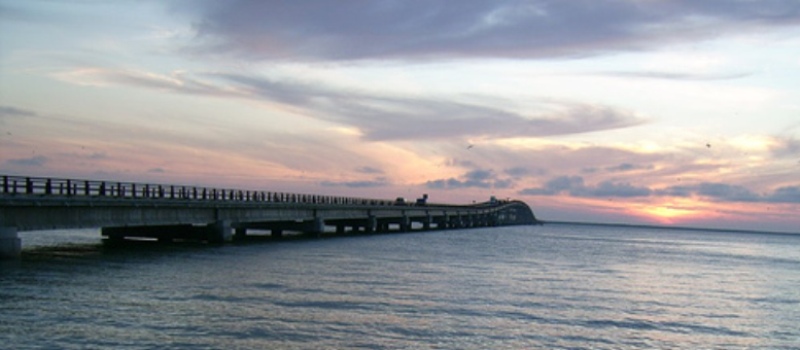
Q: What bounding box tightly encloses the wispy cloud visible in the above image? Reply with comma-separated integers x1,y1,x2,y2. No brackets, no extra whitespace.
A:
5,155,48,167
770,136,800,158
604,163,656,173
595,71,753,81
54,68,235,97
0,105,38,120
355,166,384,175
321,177,389,188
214,73,648,140
178,0,800,62
56,68,647,141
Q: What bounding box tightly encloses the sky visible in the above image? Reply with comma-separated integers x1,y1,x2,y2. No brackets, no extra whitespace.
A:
1,0,799,233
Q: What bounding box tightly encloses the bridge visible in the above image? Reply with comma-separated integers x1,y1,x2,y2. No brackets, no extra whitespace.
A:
0,175,539,258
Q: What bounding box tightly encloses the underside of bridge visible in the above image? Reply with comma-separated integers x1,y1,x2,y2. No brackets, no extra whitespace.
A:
97,206,536,244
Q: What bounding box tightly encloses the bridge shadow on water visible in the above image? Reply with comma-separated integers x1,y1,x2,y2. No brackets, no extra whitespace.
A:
11,229,392,264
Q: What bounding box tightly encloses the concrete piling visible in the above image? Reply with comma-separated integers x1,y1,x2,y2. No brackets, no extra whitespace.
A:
0,227,20,259
207,220,233,244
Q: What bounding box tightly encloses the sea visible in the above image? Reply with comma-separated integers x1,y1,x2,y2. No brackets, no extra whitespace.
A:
1,223,799,349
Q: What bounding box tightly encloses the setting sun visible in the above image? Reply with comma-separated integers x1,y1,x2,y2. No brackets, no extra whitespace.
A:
638,204,703,224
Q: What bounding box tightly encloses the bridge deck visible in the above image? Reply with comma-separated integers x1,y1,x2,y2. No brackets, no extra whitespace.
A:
0,175,539,258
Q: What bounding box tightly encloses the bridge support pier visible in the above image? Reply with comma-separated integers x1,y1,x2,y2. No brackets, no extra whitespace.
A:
365,216,377,233
399,216,410,232
234,227,247,240
0,227,21,259
303,218,325,237
437,215,448,230
207,220,232,244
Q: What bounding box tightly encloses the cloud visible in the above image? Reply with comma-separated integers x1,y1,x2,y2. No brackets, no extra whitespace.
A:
5,155,48,167
321,177,389,188
54,68,233,97
220,73,647,140
0,105,38,120
426,169,513,190
319,167,388,188
596,71,753,81
504,166,547,178
585,181,653,198
520,175,651,198
694,183,761,202
178,0,800,62
767,186,800,203
0,3,36,22
605,163,655,173
660,182,800,203
355,166,384,174
88,152,108,160
522,175,800,204
771,136,800,158
59,68,646,141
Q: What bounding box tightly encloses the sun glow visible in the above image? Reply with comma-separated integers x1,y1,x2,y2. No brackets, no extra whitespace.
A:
637,203,705,224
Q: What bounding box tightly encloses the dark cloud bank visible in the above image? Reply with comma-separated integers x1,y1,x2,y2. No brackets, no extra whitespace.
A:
177,0,800,61
520,175,800,204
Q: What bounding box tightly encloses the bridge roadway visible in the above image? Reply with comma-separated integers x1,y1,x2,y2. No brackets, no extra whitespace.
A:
0,175,539,258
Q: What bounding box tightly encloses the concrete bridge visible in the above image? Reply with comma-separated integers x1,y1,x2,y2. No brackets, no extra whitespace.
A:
0,175,540,258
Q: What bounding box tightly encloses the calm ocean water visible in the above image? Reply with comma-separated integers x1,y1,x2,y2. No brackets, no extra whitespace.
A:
2,224,799,349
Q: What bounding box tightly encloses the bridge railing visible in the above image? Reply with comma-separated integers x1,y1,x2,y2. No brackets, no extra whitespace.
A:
0,175,405,207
